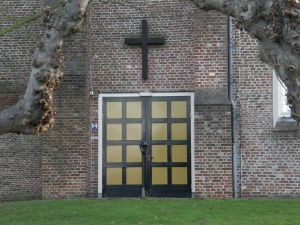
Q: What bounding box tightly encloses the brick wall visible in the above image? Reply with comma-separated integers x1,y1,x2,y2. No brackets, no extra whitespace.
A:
87,1,233,198
232,28,300,198
1,0,300,201
88,0,199,196
0,0,89,201
193,11,232,198
194,105,232,198
42,75,88,199
88,1,196,94
0,0,44,202
41,12,89,199
0,134,42,202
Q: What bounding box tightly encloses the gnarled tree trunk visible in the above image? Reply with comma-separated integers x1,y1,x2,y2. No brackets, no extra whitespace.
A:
0,0,89,135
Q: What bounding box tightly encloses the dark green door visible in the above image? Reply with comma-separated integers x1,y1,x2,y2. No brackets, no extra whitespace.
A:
102,96,191,198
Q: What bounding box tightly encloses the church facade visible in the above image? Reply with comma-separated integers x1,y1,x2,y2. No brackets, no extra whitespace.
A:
1,0,300,202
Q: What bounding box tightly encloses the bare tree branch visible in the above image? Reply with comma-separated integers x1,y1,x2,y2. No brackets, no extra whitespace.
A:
0,0,63,38
0,0,89,135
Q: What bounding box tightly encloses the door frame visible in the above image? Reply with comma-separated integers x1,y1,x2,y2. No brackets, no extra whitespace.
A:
98,92,195,198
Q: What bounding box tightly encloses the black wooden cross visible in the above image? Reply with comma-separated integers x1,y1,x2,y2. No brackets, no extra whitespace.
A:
124,20,165,80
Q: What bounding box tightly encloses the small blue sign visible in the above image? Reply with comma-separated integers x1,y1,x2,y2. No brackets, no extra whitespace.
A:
92,122,98,131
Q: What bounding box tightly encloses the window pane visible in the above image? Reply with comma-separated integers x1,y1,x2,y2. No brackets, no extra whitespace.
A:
126,167,142,185
171,101,187,118
107,124,122,140
107,146,122,162
171,123,187,140
152,101,167,118
172,167,187,184
126,145,142,162
152,123,168,140
152,145,168,162
126,123,142,140
280,85,290,116
107,102,122,118
126,102,142,118
172,145,187,162
152,167,168,185
107,168,122,185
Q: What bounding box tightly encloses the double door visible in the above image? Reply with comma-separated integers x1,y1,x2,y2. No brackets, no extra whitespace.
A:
102,95,191,198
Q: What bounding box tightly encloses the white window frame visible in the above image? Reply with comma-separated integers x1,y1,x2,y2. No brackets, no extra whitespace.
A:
273,71,291,127
98,92,195,198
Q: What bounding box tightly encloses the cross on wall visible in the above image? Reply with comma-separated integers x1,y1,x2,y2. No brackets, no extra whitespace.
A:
124,20,165,80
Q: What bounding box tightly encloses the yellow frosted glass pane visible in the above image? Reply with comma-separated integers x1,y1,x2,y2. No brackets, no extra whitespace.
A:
107,168,122,185
107,124,122,140
172,167,187,184
107,102,122,118
152,123,167,140
126,145,142,162
126,167,142,185
152,167,168,185
126,123,142,140
171,101,187,118
152,145,167,162
107,146,122,162
126,102,142,118
171,123,187,140
152,101,167,118
172,145,187,162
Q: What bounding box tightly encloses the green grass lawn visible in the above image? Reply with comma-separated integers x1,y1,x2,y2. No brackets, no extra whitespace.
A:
0,199,299,225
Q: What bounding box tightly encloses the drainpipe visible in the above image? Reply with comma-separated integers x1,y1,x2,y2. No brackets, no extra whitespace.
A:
240,144,243,198
228,16,238,199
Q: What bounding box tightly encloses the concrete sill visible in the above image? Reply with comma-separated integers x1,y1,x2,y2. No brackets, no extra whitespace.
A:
272,117,298,132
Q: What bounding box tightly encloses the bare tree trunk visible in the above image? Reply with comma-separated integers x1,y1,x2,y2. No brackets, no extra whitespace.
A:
0,0,89,135
192,0,300,123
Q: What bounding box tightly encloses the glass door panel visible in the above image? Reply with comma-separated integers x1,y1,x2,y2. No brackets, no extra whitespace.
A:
126,145,142,162
152,123,168,140
172,167,188,185
152,145,168,162
171,145,187,162
126,167,142,185
107,146,122,163
152,167,168,185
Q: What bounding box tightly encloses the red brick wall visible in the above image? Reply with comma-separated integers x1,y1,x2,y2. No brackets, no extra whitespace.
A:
0,134,42,202
194,105,232,198
42,75,88,199
41,3,89,199
88,1,195,93
193,11,232,198
232,29,300,198
0,0,90,201
87,1,233,198
194,12,228,91
1,0,300,201
0,0,44,202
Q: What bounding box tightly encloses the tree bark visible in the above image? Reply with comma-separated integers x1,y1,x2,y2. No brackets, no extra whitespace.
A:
191,0,300,123
0,0,89,135
2,0,300,135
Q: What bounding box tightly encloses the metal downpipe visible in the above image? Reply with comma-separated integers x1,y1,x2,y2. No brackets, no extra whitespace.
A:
228,16,238,199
